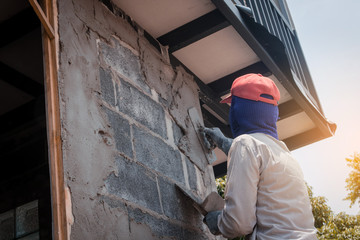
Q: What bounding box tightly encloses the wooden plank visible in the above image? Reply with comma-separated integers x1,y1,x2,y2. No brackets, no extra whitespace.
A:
207,61,271,97
37,0,68,239
0,61,43,97
0,8,40,48
157,10,229,53
283,128,323,151
29,0,55,39
278,99,302,120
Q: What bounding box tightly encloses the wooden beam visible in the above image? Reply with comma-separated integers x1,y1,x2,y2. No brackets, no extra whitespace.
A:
201,104,232,138
283,128,324,151
29,0,55,39
0,61,43,97
0,8,40,48
157,10,230,53
37,0,68,238
0,96,45,133
207,61,271,97
278,99,302,120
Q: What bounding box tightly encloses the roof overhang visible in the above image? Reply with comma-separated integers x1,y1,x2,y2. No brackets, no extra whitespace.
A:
110,0,336,176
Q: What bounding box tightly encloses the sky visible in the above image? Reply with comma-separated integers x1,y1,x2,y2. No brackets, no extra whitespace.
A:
285,0,360,215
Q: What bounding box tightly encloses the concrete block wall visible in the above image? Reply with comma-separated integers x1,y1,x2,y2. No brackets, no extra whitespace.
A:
57,0,218,239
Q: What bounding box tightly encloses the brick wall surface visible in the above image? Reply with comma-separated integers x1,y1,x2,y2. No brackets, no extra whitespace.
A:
58,0,219,239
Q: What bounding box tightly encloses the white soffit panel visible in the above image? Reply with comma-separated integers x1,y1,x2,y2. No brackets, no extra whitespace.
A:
277,112,316,140
268,75,292,104
113,0,216,38
173,26,260,84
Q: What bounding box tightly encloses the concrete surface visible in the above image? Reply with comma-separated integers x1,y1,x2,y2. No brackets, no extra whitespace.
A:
57,0,218,238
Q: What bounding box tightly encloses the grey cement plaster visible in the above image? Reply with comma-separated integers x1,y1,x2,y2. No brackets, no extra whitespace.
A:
57,0,217,238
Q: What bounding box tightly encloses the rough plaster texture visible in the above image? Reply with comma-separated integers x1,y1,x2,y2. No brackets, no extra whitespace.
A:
58,0,218,238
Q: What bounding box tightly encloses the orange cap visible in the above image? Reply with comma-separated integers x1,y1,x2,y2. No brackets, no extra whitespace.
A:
220,73,280,105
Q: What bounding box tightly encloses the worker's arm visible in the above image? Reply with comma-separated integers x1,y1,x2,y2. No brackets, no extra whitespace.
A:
202,127,233,155
217,137,259,238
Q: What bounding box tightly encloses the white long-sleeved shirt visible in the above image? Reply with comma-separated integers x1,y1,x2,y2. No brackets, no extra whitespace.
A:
218,133,317,239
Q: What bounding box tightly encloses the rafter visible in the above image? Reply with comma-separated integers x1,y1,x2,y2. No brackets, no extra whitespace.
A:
207,61,271,97
0,8,40,48
157,9,229,53
0,62,43,97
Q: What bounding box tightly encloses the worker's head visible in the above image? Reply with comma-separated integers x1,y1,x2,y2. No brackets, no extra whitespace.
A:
221,73,280,139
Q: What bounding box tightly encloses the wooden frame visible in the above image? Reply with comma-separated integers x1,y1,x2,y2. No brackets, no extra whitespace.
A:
29,0,68,239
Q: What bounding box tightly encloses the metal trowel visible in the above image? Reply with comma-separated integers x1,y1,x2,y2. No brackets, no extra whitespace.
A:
176,184,224,216
188,107,217,164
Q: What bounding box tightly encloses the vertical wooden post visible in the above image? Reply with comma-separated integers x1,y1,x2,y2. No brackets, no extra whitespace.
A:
30,0,68,239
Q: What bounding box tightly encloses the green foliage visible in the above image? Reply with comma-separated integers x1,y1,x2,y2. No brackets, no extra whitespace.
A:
215,175,245,240
307,184,332,228
307,184,360,239
216,175,227,199
344,153,360,208
317,213,360,239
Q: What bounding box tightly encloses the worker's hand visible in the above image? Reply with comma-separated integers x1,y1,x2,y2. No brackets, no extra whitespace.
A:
204,211,221,235
201,127,233,155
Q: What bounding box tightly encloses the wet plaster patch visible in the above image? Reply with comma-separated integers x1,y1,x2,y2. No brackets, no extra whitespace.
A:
105,155,163,214
132,126,185,184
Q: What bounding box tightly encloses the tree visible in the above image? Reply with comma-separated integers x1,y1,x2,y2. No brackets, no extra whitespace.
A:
216,176,244,240
344,153,360,208
306,184,332,228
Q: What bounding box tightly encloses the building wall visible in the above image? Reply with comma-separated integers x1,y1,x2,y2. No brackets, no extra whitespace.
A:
57,0,218,238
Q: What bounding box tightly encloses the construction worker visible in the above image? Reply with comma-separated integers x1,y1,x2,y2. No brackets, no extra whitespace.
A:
202,74,317,239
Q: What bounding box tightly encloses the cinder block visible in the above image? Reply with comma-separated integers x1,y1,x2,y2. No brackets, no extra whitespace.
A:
15,200,39,238
0,210,14,240
133,126,184,184
99,39,150,93
99,67,115,106
105,155,162,214
172,121,183,146
104,108,133,158
185,157,198,191
117,78,167,139
128,207,208,240
157,176,201,225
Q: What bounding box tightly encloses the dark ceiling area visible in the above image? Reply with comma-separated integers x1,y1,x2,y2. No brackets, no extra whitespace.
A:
0,1,52,238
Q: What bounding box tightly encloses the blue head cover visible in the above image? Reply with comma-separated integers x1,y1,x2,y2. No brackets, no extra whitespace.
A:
229,96,279,139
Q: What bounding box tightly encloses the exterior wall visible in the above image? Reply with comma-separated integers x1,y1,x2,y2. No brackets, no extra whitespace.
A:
57,0,218,238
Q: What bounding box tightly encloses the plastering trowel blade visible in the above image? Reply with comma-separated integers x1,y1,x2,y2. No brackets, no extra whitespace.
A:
188,107,216,165
176,184,224,216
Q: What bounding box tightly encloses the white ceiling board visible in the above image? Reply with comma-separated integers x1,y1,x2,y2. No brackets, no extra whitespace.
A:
268,74,292,104
277,111,315,140
173,26,260,84
113,0,216,38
